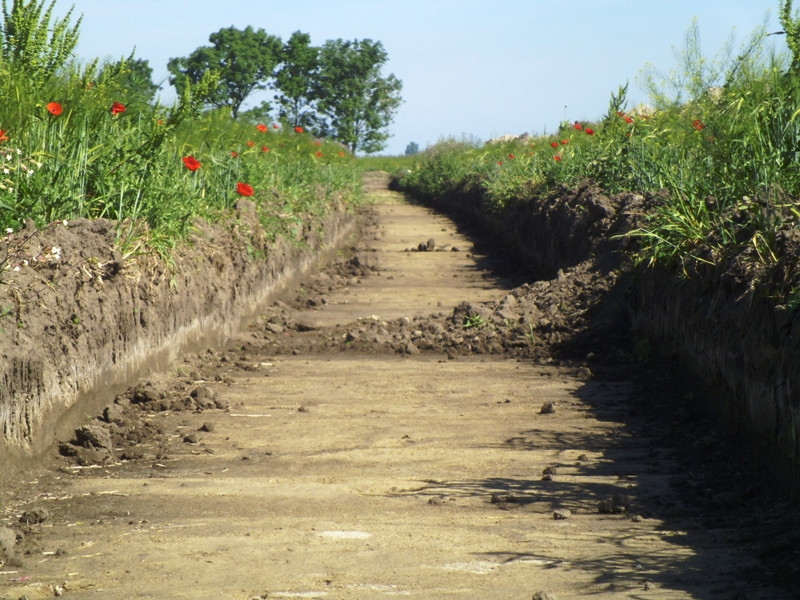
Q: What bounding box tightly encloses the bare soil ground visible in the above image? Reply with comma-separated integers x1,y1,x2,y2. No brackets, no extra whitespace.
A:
1,173,798,599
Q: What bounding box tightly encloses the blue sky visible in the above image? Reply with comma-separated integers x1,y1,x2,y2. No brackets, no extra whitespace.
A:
66,1,783,155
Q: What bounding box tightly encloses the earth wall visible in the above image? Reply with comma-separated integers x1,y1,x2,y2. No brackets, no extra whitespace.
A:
0,197,354,462
398,176,800,491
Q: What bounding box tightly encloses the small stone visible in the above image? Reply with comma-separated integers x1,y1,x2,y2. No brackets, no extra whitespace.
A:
199,422,215,432
577,453,589,461
532,592,558,600
405,341,420,355
102,403,125,425
542,466,558,476
19,508,49,525
265,322,284,334
426,238,436,250
183,433,199,444
540,401,555,414
553,509,571,520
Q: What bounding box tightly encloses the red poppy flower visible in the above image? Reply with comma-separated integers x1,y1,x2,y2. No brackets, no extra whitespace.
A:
561,139,569,145
111,101,126,115
231,151,238,158
247,141,255,147
256,123,267,132
497,160,503,166
294,126,304,133
261,146,269,153
315,151,323,158
236,182,254,197
508,153,515,159
46,102,63,116
693,119,705,131
553,154,562,162
0,129,8,143
585,128,595,135
574,123,582,130
182,156,202,171
339,151,345,157
272,123,280,129
550,141,558,148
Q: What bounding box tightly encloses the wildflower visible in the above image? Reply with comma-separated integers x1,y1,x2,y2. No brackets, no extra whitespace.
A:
0,129,8,142
693,119,705,131
315,140,322,146
585,128,595,135
315,151,323,158
236,182,254,196
616,111,625,117
272,123,280,129
231,151,238,158
182,156,202,171
553,154,562,162
574,123,582,130
256,123,268,132
550,141,558,148
261,146,269,153
508,153,515,159
46,102,63,116
561,139,569,145
624,115,633,124
294,126,304,133
497,160,503,166
339,151,345,157
5,227,12,234
247,141,255,147
110,101,126,115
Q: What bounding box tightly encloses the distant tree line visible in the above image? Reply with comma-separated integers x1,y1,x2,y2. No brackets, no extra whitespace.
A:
165,27,403,154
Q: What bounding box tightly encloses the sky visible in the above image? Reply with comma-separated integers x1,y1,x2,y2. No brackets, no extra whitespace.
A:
64,0,784,155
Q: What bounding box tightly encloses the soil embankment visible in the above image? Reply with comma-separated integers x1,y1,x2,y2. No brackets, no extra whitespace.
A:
0,197,353,462
1,173,798,599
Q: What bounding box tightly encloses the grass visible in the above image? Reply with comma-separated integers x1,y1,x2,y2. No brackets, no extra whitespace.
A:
397,10,800,280
0,55,361,264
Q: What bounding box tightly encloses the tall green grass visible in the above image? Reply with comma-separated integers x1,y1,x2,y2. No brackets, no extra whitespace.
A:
0,57,360,260
400,15,800,275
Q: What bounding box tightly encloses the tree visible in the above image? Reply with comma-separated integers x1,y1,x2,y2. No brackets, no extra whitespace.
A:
311,38,402,154
274,31,319,129
168,26,281,119
404,141,419,156
0,0,81,84
99,55,160,107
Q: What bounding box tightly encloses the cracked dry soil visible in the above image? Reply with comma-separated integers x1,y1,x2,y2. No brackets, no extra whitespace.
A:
1,172,799,599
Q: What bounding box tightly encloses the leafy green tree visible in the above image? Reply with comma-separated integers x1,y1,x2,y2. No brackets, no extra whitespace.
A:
274,31,319,129
404,141,420,155
311,38,402,154
99,55,160,107
0,0,81,84
168,26,281,119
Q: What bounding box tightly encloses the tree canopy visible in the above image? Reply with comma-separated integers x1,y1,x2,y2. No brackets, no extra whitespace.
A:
312,38,402,154
168,25,281,119
169,27,403,154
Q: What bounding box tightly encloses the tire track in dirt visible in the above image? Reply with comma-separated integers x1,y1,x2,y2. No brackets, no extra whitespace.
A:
0,172,794,599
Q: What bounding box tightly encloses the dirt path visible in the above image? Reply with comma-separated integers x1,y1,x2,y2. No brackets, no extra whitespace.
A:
1,174,794,599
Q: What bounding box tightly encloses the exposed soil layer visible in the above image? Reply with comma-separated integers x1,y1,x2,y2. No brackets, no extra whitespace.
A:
399,175,800,490
0,195,353,460
1,173,799,598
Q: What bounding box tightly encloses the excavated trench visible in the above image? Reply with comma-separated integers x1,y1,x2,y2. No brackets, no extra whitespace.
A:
1,173,798,599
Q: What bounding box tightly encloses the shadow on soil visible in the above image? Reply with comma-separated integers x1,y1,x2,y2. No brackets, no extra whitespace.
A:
387,365,800,599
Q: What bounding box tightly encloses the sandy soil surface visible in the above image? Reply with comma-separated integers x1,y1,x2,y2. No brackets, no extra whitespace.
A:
1,173,796,599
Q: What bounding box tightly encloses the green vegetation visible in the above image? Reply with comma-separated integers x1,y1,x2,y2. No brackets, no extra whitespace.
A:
168,28,402,154
399,1,800,279
0,0,365,261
